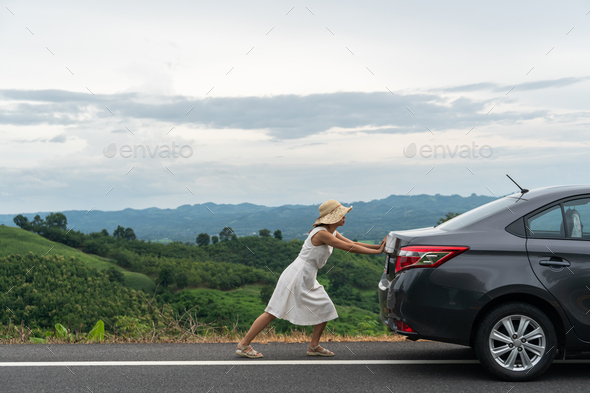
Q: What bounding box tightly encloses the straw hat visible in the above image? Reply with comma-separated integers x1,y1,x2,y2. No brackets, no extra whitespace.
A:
312,199,353,227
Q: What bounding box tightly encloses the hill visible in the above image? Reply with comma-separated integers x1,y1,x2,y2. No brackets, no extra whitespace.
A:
0,224,387,336
0,253,152,331
0,226,155,293
0,193,496,243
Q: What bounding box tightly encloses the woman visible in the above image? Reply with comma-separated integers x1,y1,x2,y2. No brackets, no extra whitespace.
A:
236,199,386,358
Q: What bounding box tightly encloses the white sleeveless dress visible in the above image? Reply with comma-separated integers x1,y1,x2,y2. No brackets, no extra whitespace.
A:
265,226,339,325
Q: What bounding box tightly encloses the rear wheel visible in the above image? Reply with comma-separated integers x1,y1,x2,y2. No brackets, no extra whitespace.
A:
474,302,557,381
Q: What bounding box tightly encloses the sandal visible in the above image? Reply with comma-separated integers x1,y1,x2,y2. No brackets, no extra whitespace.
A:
307,345,334,357
236,342,263,359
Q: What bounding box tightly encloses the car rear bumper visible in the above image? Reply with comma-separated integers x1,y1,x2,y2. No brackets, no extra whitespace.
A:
378,273,397,331
378,269,486,346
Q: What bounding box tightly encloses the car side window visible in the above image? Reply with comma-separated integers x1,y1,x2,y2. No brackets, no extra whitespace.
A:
563,198,589,239
527,205,565,238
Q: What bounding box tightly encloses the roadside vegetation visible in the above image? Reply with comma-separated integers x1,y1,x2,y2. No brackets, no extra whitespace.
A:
0,210,405,343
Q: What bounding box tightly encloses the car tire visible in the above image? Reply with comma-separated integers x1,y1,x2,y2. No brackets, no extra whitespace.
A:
474,302,557,382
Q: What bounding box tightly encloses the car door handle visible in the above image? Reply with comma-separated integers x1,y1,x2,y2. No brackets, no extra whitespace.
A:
539,260,571,267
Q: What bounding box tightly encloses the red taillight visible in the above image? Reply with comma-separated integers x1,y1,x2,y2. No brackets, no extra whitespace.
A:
394,319,416,333
395,246,469,273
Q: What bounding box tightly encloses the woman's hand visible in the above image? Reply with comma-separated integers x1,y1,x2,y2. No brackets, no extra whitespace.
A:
377,241,386,254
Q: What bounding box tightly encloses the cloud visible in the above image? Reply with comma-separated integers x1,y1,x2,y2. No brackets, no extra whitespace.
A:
10,135,67,144
503,77,590,92
432,76,590,94
49,134,67,143
1,141,588,215
286,142,328,150
432,82,498,93
0,82,585,140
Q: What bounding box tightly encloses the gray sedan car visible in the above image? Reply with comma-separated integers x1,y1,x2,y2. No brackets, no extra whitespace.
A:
378,185,590,381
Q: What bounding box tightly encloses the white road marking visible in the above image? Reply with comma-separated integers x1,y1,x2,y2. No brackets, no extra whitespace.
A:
0,360,477,367
0,359,586,367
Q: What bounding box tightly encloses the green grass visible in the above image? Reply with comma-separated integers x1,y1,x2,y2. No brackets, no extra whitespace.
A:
178,285,382,335
357,240,375,245
0,225,156,293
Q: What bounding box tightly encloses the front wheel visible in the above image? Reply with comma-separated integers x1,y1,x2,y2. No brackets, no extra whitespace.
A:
474,302,557,381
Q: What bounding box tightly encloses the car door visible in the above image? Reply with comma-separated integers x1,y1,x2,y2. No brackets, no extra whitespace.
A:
525,196,590,341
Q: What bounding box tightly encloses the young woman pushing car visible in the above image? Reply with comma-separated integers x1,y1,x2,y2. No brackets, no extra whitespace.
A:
235,199,386,358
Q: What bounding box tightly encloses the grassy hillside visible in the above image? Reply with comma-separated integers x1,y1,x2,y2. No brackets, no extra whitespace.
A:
0,225,155,293
0,253,152,331
0,224,387,337
162,285,383,335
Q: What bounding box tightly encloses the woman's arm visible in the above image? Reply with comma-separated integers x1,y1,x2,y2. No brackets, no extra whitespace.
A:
314,231,385,255
334,231,384,250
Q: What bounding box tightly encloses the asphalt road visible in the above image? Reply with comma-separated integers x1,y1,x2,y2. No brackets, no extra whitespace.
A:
1,341,589,392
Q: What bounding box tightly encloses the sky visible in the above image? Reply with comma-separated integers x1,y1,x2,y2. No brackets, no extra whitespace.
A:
1,0,589,214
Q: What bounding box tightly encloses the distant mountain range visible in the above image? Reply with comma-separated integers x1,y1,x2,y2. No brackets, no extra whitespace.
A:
0,194,497,243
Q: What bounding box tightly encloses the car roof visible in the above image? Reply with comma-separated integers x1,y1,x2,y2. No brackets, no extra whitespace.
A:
390,185,590,241
506,185,590,203
467,185,590,230
432,185,590,231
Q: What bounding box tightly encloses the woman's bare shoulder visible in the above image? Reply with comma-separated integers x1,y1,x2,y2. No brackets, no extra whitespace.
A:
310,227,330,245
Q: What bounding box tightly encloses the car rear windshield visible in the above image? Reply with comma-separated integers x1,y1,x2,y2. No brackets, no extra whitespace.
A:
436,196,524,231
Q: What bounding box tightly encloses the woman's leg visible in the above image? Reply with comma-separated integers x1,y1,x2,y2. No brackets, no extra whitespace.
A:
307,322,334,356
239,312,276,346
310,321,327,347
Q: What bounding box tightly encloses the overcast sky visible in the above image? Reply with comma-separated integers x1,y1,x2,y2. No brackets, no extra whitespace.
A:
1,0,589,214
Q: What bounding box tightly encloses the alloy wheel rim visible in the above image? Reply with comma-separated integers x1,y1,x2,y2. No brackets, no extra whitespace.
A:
488,314,546,372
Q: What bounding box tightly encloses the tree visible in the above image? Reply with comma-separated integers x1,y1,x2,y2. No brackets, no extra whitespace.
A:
437,212,461,225
45,212,68,231
13,214,32,230
196,233,210,246
123,227,136,241
82,239,109,256
158,265,176,288
231,233,238,241
211,236,219,244
111,248,134,268
328,268,349,292
100,229,110,236
175,272,189,289
273,229,282,240
31,215,44,233
113,225,126,238
219,227,234,242
259,285,274,304
106,267,125,284
113,225,136,241
259,229,271,237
